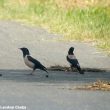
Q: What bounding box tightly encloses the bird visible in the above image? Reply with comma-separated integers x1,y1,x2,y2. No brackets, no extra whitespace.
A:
19,47,49,77
66,47,84,74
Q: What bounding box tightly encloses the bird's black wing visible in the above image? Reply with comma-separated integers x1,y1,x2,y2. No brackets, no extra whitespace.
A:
27,56,48,72
67,56,84,74
66,56,80,68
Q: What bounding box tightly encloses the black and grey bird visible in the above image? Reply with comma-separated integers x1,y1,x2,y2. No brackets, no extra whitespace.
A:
19,47,48,77
66,47,84,74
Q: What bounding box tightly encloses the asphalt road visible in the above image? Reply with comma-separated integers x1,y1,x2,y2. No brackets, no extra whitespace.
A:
0,70,110,110
0,21,110,110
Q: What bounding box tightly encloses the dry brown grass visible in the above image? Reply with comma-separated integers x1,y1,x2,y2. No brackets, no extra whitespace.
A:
55,0,110,9
6,0,110,8
5,0,46,6
76,80,110,91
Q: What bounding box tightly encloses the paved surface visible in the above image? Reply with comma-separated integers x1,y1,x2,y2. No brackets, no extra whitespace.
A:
0,21,110,70
0,21,110,110
0,70,110,110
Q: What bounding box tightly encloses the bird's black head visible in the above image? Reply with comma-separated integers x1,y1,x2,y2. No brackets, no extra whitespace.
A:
68,47,74,55
19,47,30,57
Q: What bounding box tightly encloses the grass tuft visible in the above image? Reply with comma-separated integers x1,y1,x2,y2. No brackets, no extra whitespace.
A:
0,0,110,53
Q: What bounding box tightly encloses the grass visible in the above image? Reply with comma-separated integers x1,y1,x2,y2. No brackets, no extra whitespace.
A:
0,0,110,53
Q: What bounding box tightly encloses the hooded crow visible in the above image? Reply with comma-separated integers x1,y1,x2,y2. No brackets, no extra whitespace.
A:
66,47,84,74
19,47,48,77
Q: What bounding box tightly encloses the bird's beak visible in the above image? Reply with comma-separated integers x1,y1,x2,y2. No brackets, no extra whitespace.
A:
18,48,21,50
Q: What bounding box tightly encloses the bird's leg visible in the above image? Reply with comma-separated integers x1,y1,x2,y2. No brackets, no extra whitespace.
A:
71,65,74,72
30,69,35,75
76,66,84,74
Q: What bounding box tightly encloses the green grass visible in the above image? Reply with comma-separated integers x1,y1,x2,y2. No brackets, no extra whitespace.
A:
0,0,110,54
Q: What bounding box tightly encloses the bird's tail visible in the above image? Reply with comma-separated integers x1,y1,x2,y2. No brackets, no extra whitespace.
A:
43,68,48,73
40,65,48,73
77,66,84,74
79,70,84,74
